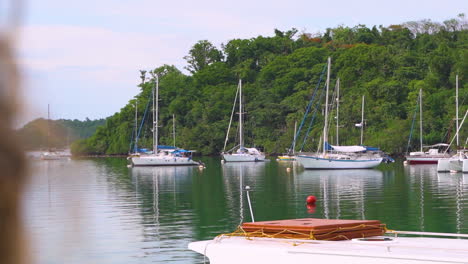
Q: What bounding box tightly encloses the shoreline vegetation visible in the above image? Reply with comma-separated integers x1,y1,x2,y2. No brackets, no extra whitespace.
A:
18,118,106,150
43,15,468,157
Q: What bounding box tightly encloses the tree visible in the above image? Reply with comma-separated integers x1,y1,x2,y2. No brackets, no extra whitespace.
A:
184,40,223,74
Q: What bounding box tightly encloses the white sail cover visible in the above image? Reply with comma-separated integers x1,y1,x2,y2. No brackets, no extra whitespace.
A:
241,147,262,155
329,145,366,153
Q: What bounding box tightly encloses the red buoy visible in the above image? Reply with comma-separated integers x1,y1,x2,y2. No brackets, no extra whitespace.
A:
306,195,316,205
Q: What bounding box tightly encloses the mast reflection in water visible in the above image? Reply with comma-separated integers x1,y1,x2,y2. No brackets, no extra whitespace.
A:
23,158,468,263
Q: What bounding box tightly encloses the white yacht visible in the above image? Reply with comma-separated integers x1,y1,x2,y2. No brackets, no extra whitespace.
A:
130,75,199,166
405,89,451,164
296,57,385,169
437,76,468,172
222,80,265,162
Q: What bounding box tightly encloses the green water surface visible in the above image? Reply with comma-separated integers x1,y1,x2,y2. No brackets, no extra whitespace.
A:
24,157,468,263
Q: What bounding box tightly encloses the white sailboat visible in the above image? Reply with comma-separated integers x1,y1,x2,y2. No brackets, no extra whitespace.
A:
296,58,383,169
437,75,468,172
131,75,199,166
437,110,468,172
222,80,265,162
405,89,451,164
41,104,62,160
277,121,297,161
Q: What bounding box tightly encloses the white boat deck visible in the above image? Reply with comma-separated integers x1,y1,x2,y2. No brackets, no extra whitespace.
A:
189,235,468,264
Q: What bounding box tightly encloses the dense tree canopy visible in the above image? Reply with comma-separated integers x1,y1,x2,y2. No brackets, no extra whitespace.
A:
72,15,468,156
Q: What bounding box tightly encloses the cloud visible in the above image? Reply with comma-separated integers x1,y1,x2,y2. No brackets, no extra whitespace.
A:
16,0,466,125
18,25,189,71
16,24,192,123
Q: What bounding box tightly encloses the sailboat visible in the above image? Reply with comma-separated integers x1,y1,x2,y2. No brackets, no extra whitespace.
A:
130,76,199,166
437,75,468,172
405,89,451,164
437,109,468,172
296,57,384,169
277,121,297,161
40,104,61,160
222,80,265,162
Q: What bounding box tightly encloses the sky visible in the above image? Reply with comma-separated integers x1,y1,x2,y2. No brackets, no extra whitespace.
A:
13,0,468,125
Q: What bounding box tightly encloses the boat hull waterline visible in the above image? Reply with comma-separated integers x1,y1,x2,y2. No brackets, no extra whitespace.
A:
296,155,383,169
277,155,296,161
222,153,265,162
405,158,439,164
405,154,451,164
131,155,199,166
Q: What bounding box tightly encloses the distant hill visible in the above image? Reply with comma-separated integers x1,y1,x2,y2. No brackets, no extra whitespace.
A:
17,118,106,150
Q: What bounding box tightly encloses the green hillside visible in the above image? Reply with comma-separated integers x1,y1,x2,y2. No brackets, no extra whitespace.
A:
72,15,468,156
18,118,106,150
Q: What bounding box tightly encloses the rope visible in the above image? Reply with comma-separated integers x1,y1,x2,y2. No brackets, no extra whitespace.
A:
300,81,327,151
130,97,152,152
406,92,420,154
220,223,387,243
294,64,327,152
128,98,152,153
223,82,240,152
441,87,468,144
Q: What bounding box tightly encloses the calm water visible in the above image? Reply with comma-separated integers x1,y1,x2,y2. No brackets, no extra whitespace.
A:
23,158,468,263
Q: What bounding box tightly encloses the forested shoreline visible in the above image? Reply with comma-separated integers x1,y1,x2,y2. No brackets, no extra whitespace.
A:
19,118,106,150
71,15,468,156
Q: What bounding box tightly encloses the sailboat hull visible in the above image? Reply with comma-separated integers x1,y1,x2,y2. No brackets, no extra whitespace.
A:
406,156,448,164
131,155,199,166
437,158,464,172
277,155,296,161
296,155,382,169
40,152,67,160
223,153,265,162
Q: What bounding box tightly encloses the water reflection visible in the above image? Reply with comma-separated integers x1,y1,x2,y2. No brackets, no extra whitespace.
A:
129,166,200,263
23,158,468,264
437,172,467,234
295,169,383,220
402,164,468,233
221,162,266,224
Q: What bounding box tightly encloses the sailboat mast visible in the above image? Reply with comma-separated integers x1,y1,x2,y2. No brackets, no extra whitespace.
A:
419,89,423,153
153,75,159,154
323,57,331,155
173,114,176,147
336,78,340,146
135,102,138,152
47,104,50,151
360,95,365,145
239,79,243,149
293,121,297,154
456,74,459,148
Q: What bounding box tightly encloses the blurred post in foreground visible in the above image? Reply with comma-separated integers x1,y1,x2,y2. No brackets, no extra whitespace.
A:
0,2,28,263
